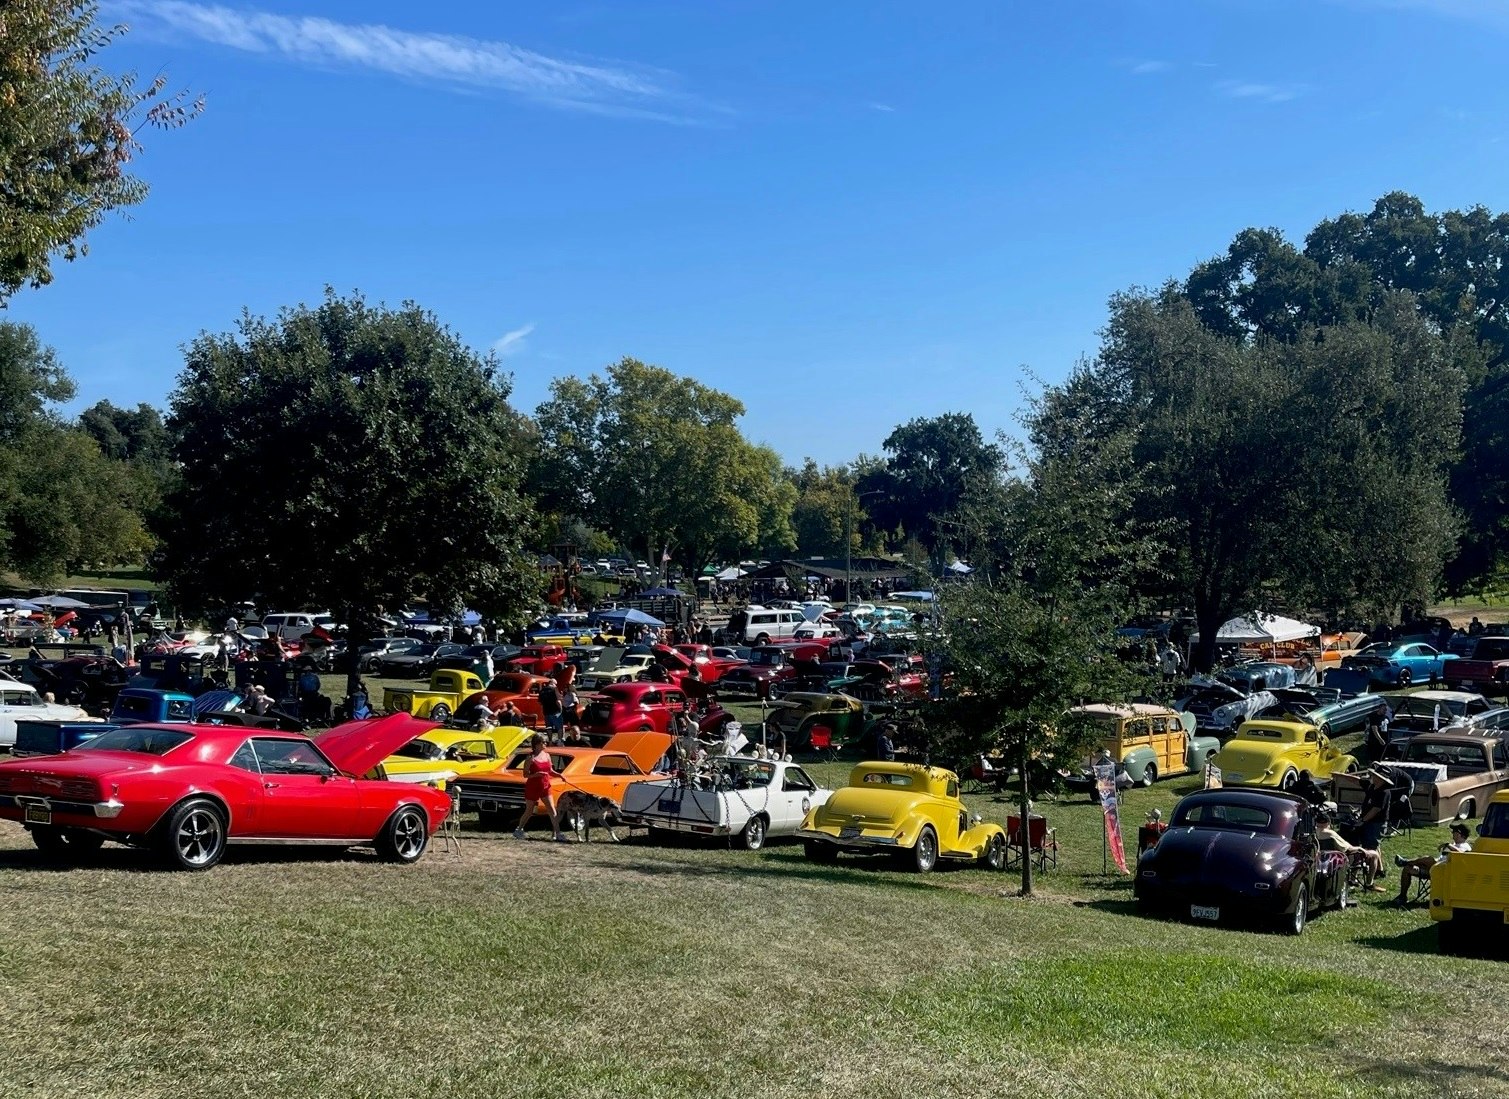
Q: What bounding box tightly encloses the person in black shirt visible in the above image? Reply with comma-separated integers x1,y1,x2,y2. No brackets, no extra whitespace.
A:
1292,769,1328,806
1358,769,1391,850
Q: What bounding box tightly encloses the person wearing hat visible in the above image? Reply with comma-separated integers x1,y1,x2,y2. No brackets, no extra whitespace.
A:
1392,823,1473,905
875,722,897,762
1316,807,1385,891
1357,769,1393,850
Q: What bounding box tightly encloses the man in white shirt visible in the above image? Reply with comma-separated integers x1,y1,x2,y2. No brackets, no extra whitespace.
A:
1394,822,1472,905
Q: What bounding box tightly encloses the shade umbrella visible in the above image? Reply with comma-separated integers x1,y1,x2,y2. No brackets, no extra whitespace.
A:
29,595,92,609
592,607,664,627
714,567,745,581
639,586,682,598
0,598,43,612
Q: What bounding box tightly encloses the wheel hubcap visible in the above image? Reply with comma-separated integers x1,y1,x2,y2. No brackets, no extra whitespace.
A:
395,812,424,857
177,810,221,865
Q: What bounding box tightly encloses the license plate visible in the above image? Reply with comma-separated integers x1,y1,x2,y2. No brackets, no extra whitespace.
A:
657,798,681,812
1461,680,1474,688
1190,905,1220,921
24,805,51,825
839,826,861,840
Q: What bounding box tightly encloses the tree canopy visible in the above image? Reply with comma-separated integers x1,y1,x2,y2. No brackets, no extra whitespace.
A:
155,291,539,677
0,1,200,301
533,358,796,571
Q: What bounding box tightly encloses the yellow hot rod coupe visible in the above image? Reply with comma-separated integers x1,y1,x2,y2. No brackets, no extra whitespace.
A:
796,761,1007,872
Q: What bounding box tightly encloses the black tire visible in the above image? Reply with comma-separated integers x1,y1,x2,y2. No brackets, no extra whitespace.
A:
1141,763,1158,788
981,832,1006,871
1456,799,1476,821
803,840,837,863
742,814,768,851
30,826,68,855
429,703,451,724
1284,884,1309,936
375,804,429,863
755,633,770,646
362,657,380,674
158,798,227,871
1398,669,1412,687
1279,769,1298,792
912,826,939,873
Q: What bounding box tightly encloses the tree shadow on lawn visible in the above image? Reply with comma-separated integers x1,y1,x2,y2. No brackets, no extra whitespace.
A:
599,845,981,895
1350,924,1439,956
1072,895,1356,934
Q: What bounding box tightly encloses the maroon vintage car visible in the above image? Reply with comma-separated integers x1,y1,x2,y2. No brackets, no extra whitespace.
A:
0,713,451,871
1444,635,1509,695
717,646,814,699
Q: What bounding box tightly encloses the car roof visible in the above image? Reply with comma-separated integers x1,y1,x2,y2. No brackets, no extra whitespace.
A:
1393,690,1481,702
1071,702,1179,719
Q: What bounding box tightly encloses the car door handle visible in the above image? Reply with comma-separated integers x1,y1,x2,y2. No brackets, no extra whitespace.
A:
263,782,281,790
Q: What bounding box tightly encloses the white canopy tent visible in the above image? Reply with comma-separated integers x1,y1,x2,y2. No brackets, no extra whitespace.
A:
1191,613,1320,645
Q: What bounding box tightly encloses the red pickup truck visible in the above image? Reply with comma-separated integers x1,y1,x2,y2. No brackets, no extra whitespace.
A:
1444,635,1509,695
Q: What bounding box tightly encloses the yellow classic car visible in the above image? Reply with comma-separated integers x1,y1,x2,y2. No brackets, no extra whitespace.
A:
383,668,489,724
376,726,533,785
1210,719,1358,790
796,761,1007,872
1431,789,1509,954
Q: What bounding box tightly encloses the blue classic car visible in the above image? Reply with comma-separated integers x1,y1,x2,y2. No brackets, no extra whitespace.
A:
1341,642,1458,687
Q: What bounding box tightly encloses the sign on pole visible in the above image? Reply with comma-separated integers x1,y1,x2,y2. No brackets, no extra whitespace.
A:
1094,761,1129,875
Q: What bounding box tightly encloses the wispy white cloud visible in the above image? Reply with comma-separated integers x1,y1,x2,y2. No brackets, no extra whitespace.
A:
868,102,896,113
1129,60,1170,75
1216,79,1308,104
111,1,711,122
492,323,535,357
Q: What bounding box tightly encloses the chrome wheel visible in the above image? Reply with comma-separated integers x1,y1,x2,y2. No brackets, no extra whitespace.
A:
429,703,451,724
1287,885,1309,936
1141,764,1157,788
982,832,1006,871
913,826,938,873
742,815,767,851
161,799,226,871
378,805,429,863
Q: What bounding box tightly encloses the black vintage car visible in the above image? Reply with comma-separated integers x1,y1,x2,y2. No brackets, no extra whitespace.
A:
1134,788,1348,935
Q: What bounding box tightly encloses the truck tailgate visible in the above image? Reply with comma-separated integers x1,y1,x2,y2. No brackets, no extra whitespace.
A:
1439,853,1509,913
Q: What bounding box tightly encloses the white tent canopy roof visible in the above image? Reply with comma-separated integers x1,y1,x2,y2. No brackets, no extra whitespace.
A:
1192,613,1320,644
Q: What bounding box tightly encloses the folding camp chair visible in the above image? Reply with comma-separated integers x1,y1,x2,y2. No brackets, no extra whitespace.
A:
807,724,839,762
1006,814,1058,871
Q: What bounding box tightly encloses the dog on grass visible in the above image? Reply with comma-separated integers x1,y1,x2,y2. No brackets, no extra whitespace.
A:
558,793,622,843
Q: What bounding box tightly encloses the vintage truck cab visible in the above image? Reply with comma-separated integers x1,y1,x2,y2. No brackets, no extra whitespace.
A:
1431,789,1509,953
382,668,488,724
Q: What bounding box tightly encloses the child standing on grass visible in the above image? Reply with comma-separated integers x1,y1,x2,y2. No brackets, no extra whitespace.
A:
514,734,566,842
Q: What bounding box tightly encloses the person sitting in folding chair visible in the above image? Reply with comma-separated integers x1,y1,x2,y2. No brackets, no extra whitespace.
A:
1393,822,1472,906
1317,807,1384,892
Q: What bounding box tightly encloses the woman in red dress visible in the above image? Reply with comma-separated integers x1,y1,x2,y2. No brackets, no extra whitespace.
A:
513,734,565,841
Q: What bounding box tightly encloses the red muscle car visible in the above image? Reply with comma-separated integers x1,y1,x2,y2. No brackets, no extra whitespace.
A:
0,713,452,871
670,644,745,684
501,645,571,677
579,682,690,738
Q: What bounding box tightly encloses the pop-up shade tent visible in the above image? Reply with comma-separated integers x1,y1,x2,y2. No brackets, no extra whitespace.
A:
1191,614,1320,644
591,608,665,628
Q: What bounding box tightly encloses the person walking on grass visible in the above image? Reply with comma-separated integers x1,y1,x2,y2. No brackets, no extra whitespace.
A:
513,734,566,842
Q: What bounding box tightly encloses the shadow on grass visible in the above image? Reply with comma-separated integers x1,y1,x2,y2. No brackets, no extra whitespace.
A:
0,842,383,874
1350,924,1439,955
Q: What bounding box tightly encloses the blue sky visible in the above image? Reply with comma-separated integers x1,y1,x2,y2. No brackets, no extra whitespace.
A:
10,0,1509,465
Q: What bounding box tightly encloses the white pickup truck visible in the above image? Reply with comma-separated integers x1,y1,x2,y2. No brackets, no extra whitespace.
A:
619,756,831,850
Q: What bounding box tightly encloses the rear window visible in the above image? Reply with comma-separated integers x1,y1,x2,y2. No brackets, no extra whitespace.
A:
860,772,911,787
1474,639,1509,660
1174,801,1275,831
77,728,193,756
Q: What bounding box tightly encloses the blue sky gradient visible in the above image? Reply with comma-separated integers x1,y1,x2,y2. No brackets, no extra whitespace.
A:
10,0,1508,464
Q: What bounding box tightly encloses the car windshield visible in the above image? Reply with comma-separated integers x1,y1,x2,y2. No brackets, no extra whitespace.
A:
1394,697,1468,718
750,651,783,666
1480,802,1509,840
1173,800,1278,833
1404,741,1488,769
77,728,193,756
391,739,445,761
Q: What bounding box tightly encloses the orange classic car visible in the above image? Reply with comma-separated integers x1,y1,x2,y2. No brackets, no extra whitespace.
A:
447,731,673,832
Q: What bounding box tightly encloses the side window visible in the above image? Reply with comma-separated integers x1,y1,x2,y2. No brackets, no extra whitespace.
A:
783,767,815,792
229,741,260,773
642,691,661,706
946,779,959,799
1467,698,1489,716
1304,729,1318,743
666,692,685,707
167,700,192,720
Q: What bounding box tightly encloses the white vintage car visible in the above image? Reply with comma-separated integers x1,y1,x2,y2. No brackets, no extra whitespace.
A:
578,652,656,690
619,756,831,850
0,680,95,749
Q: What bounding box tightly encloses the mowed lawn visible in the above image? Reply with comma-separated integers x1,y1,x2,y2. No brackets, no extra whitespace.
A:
1,760,1505,1099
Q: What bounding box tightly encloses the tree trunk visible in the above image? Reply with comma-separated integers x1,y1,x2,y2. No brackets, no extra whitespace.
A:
343,604,369,708
1019,737,1034,897
1192,596,1227,673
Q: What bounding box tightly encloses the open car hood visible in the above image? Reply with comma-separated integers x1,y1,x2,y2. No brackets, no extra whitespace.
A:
316,712,441,776
600,730,674,773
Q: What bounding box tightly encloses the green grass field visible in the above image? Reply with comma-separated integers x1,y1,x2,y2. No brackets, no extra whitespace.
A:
2,741,1505,1099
